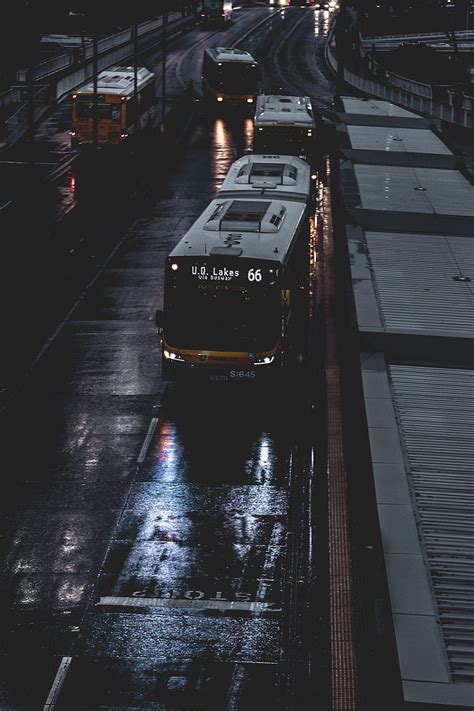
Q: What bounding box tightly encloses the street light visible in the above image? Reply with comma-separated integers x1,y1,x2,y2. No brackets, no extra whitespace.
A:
68,11,86,62
162,7,168,129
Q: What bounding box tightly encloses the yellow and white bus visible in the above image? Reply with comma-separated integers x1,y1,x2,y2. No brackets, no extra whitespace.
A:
155,155,311,383
202,47,259,107
70,65,155,147
254,94,317,162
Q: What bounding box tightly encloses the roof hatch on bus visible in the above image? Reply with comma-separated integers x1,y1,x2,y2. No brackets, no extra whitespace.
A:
205,200,287,233
236,162,298,186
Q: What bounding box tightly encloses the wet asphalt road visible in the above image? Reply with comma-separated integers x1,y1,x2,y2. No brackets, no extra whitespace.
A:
0,7,337,709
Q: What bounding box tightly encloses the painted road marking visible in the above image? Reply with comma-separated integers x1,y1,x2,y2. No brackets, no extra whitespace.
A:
137,417,159,464
43,656,72,710
0,160,57,166
97,596,280,612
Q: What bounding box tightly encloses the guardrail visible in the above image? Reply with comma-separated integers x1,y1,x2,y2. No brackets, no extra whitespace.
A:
4,86,50,145
0,86,23,109
17,53,72,83
326,28,473,129
363,29,474,43
16,9,184,84
54,11,191,100
366,55,433,99
3,9,196,147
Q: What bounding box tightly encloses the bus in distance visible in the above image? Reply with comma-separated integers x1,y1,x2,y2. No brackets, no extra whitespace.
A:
155,155,310,383
200,0,233,25
254,95,317,162
70,65,155,147
202,47,259,106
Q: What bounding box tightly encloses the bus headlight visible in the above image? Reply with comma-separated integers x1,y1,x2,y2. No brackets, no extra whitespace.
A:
163,350,185,361
254,355,275,365
307,130,313,136
246,98,254,104
217,96,224,102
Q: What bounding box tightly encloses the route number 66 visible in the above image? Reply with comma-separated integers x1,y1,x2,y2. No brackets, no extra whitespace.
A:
247,268,262,282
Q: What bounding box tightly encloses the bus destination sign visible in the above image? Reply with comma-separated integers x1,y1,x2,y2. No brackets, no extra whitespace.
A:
189,262,275,284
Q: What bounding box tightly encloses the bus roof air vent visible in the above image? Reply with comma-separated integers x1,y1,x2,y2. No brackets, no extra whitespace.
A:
219,200,271,232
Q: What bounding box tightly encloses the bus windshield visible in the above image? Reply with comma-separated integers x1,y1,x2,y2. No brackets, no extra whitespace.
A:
214,63,259,94
166,285,280,352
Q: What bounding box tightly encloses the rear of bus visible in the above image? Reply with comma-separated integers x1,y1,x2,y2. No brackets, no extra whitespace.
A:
159,255,284,383
202,48,259,107
254,95,316,161
71,91,126,147
201,0,233,24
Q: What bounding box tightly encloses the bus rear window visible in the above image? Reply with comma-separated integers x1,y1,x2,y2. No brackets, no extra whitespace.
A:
75,102,121,120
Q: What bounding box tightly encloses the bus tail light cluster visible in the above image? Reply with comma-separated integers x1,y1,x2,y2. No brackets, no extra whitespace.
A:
163,350,185,362
254,356,274,366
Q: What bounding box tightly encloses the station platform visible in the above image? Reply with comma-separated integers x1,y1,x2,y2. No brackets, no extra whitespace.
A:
337,96,474,707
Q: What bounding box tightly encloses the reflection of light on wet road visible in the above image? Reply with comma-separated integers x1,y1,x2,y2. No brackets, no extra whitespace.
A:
57,579,87,605
323,9,330,31
154,420,184,483
309,179,321,317
244,118,254,153
212,119,235,193
314,10,320,35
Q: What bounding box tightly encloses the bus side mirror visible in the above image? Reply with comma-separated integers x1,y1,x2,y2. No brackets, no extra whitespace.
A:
155,309,164,333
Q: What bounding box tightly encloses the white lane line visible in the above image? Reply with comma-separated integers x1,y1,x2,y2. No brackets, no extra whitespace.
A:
231,9,279,49
0,160,57,166
0,211,154,415
43,656,72,710
97,596,279,612
0,199,13,211
137,417,159,463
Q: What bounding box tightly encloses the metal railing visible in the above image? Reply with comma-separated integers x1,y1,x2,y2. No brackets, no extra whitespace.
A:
54,11,191,100
326,28,473,129
16,10,184,84
4,86,50,145
366,56,433,99
0,86,24,109
363,29,474,43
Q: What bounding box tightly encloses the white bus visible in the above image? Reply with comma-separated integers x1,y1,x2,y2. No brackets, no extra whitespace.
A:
254,94,317,161
202,47,259,106
156,155,311,382
200,0,233,24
